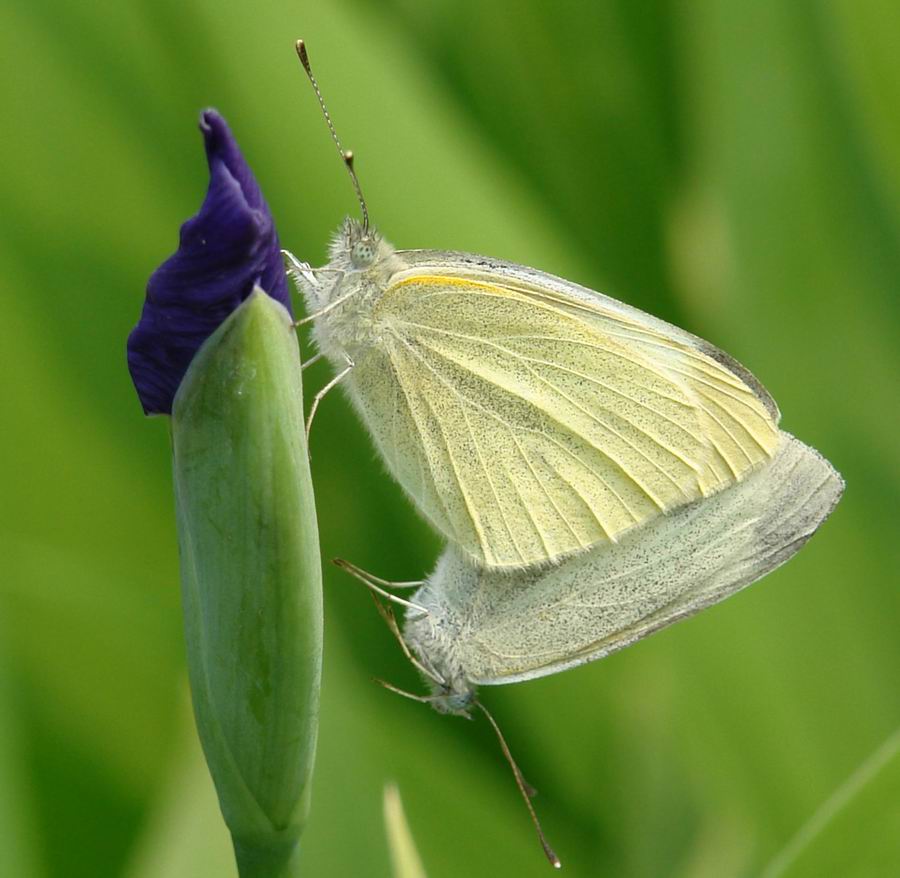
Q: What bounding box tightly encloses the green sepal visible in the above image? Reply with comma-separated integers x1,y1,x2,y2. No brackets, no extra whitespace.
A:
171,289,321,876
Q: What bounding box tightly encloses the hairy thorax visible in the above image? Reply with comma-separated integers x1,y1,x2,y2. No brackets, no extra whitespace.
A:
311,274,381,363
404,578,478,716
309,223,406,365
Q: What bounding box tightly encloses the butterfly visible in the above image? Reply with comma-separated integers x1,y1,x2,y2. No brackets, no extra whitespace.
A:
376,431,840,709
286,41,780,570
336,431,843,867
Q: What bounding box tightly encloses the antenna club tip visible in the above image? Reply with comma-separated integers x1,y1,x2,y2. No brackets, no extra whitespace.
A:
295,39,311,70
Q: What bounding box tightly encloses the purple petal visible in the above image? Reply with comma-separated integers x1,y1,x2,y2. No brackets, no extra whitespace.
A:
127,109,292,415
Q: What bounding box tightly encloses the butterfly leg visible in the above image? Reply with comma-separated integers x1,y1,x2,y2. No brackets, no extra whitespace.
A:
282,252,345,308
293,285,356,327
282,251,349,323
305,354,353,448
372,677,441,704
282,250,317,290
301,351,323,371
333,558,424,589
332,558,428,615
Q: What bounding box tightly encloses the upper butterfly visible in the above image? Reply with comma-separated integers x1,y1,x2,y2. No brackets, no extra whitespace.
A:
285,40,781,569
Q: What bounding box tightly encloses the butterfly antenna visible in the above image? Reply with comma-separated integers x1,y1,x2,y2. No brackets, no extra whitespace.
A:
475,701,561,870
295,39,370,233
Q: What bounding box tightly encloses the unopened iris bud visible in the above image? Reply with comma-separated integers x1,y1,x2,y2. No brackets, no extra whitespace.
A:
127,110,321,878
127,109,292,415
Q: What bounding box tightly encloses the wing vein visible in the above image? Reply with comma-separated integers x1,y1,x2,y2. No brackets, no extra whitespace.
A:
391,330,632,539
510,429,589,551
462,405,526,564
409,330,672,510
496,344,708,466
407,323,709,474
416,369,491,560
385,340,466,545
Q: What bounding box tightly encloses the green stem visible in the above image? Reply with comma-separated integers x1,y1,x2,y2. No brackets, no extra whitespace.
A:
233,838,304,878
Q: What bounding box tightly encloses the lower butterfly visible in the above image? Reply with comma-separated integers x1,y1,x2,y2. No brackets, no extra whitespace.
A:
337,431,842,867
341,431,842,712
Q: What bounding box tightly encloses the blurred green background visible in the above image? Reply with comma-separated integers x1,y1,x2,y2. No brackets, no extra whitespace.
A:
2,0,899,876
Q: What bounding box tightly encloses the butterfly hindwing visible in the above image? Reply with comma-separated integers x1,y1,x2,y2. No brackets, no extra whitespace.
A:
402,432,843,684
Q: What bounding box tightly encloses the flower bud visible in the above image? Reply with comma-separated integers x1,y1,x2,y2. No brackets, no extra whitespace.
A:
172,289,320,877
127,110,320,877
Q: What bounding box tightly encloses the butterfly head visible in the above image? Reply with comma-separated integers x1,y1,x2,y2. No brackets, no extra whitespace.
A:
328,217,394,272
427,677,477,717
403,602,477,716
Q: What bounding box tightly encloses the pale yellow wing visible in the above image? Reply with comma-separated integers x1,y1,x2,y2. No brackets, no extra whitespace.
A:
349,266,779,568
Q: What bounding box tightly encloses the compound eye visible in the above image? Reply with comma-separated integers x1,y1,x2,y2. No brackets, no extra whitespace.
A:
350,238,376,268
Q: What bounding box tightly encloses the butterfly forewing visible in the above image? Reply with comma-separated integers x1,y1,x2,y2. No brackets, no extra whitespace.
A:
357,258,780,567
